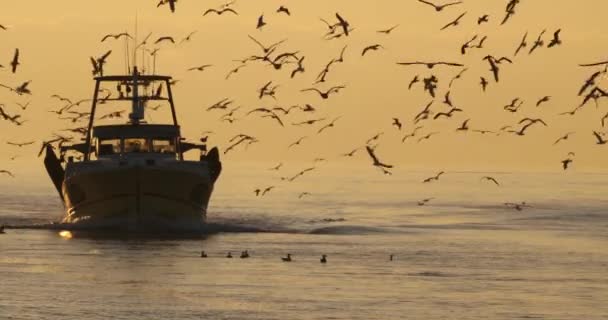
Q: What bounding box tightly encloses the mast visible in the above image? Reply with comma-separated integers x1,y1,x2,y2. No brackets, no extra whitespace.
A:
129,67,145,125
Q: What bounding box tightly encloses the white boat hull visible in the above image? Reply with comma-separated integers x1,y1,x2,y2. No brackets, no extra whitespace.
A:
61,164,214,232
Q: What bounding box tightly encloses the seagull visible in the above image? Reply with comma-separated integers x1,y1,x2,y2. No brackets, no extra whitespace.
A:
601,112,608,127
365,145,393,169
422,171,444,183
10,48,19,73
561,158,573,170
593,131,607,145
301,86,345,99
320,254,327,263
101,32,132,42
154,36,175,44
361,44,383,57
298,192,311,199
335,13,350,36
578,71,602,96
477,15,489,25
203,7,238,16
276,6,290,15
480,77,489,92
225,64,246,80
377,25,399,34
483,55,512,82
481,176,500,186
157,0,177,13
187,64,212,72
341,148,361,157
553,132,574,145
288,136,307,148
282,254,292,262
417,198,434,206
7,141,34,147
256,14,266,30
0,170,14,177
547,29,562,48
461,35,478,55
397,61,464,69
417,132,439,143
514,31,528,56
262,186,274,196
456,119,470,131
201,251,208,258
406,76,421,92
579,60,608,67
291,56,305,78
501,0,521,25
179,31,198,44
433,107,462,120
317,117,341,134
392,118,402,130
536,96,551,107
528,30,546,55
417,0,463,12
440,12,467,31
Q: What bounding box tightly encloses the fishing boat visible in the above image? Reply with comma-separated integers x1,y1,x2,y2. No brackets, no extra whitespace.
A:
44,67,222,232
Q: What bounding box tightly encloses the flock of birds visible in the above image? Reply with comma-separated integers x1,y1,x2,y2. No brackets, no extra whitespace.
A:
1,0,608,211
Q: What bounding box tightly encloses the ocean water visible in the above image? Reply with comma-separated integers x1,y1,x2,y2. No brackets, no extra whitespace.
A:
1,165,607,319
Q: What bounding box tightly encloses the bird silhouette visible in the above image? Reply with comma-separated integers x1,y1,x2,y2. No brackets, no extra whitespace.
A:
392,118,402,130
456,119,470,131
377,25,399,34
154,36,175,44
481,176,500,186
477,15,489,24
528,30,546,55
101,32,132,42
397,61,464,69
187,64,212,72
10,48,19,73
361,44,383,57
257,14,266,30
0,170,14,177
203,8,238,16
417,0,463,12
301,86,345,99
282,254,292,262
561,158,573,170
514,31,528,56
483,55,512,82
276,6,290,15
547,29,562,48
365,145,393,169
536,96,551,107
423,171,444,183
593,131,607,145
480,77,489,91
440,12,467,31
554,132,574,145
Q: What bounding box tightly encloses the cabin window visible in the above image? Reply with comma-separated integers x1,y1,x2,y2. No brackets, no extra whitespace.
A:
98,139,121,155
152,138,176,154
124,138,150,153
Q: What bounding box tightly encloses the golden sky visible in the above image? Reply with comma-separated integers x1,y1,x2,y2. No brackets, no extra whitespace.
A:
1,0,607,179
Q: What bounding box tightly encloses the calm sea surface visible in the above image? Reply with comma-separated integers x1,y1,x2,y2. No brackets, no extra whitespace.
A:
1,165,607,319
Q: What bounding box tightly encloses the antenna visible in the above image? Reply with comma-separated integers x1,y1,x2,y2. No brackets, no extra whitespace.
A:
133,12,138,72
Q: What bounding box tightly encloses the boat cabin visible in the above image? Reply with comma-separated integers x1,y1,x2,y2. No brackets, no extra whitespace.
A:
93,124,180,159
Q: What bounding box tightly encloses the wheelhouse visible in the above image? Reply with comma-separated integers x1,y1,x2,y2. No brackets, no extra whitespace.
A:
94,124,181,159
